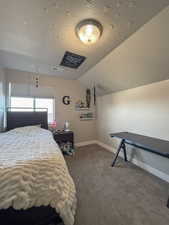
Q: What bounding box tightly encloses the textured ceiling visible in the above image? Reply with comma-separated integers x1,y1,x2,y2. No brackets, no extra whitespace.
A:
79,6,169,95
0,0,169,79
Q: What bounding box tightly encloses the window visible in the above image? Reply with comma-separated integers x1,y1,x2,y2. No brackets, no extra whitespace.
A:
11,97,34,111
35,98,54,123
10,97,55,123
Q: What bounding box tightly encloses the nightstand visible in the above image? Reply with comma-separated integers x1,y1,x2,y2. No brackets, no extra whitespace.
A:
53,131,74,155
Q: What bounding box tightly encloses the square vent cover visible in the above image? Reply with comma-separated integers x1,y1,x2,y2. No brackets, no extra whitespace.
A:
60,51,86,69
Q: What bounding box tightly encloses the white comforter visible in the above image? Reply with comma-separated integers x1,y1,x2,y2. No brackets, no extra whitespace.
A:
0,126,76,225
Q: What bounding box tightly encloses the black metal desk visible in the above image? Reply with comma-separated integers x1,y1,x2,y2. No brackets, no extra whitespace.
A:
110,132,169,208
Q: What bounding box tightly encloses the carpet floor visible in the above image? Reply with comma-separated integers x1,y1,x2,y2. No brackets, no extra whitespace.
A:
65,144,169,225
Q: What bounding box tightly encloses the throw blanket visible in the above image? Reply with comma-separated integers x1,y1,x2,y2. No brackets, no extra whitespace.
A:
0,126,76,225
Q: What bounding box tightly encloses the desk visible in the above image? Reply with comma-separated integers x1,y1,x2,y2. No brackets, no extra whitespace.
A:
110,132,169,208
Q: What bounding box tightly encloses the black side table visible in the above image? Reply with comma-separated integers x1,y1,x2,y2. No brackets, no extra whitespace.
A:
53,131,74,150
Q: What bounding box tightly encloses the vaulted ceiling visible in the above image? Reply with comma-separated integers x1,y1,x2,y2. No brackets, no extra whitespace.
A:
0,0,169,79
79,5,169,95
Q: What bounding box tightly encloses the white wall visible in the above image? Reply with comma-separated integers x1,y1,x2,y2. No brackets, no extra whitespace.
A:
6,69,96,143
0,68,6,131
97,80,169,176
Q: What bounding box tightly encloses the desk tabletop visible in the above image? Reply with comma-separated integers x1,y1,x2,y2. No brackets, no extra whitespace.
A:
110,132,169,157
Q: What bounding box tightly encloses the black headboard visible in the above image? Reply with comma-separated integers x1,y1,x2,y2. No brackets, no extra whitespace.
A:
7,111,48,131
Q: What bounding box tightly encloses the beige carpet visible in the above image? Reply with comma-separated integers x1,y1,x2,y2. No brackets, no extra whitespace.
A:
65,144,169,225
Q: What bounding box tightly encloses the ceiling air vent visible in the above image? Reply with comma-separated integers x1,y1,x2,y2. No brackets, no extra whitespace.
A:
60,51,86,69
53,66,64,72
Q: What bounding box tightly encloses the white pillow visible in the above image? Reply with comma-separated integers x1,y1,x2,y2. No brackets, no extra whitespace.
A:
11,125,42,133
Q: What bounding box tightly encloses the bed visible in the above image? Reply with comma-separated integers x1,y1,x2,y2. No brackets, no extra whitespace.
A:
0,111,76,225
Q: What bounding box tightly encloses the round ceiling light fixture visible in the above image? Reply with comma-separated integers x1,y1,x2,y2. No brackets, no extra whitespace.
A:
76,19,103,45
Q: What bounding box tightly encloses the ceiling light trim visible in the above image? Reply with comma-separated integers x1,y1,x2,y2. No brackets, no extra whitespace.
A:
76,18,103,45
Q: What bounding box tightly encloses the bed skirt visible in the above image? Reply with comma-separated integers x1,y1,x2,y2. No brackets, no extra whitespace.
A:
0,206,64,225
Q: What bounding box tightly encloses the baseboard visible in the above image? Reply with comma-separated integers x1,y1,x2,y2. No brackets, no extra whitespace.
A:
75,140,97,147
132,158,169,183
97,141,169,183
96,141,115,153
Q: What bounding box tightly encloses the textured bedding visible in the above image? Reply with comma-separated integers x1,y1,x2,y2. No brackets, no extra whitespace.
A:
0,126,76,225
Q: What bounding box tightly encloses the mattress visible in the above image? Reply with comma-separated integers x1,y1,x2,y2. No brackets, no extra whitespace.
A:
0,126,76,225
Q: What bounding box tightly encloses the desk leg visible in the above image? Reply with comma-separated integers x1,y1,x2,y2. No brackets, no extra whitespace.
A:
112,139,124,167
122,142,127,162
167,197,169,208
